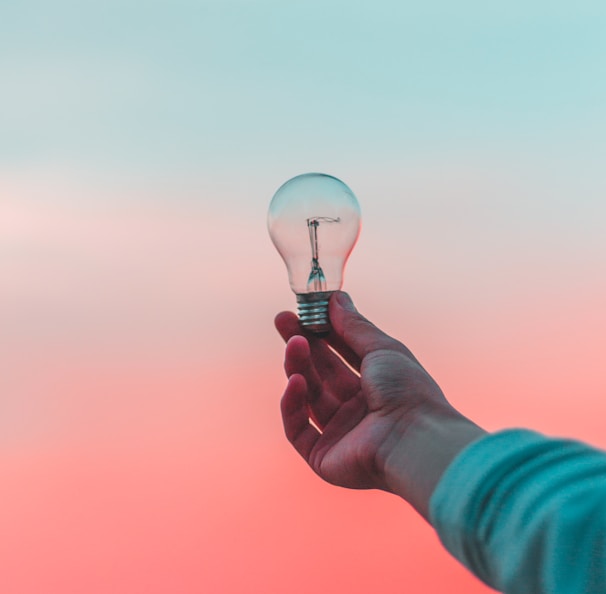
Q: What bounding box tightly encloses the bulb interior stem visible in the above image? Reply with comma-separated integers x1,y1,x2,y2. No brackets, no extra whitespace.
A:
306,216,340,292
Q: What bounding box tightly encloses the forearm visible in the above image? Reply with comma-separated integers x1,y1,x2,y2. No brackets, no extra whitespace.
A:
382,404,487,520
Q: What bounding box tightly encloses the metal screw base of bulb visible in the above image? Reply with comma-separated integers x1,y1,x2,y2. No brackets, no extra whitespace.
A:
296,291,333,335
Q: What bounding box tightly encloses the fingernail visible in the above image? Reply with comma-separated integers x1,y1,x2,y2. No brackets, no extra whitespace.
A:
335,291,355,311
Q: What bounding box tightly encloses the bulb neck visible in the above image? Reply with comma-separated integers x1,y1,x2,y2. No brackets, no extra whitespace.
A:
296,291,333,335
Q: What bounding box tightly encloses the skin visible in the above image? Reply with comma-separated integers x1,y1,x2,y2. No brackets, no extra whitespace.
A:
275,291,486,520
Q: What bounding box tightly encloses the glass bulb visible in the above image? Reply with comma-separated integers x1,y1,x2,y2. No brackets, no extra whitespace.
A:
268,173,361,334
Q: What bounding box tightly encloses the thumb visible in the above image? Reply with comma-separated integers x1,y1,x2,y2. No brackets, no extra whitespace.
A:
329,292,401,360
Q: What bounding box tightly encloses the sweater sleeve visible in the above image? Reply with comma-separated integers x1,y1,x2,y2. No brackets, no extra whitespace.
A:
429,429,606,594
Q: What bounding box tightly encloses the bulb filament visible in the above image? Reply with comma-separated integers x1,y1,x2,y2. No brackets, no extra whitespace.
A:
306,217,340,291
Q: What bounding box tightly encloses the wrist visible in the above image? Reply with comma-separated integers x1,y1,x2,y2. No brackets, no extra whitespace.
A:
381,404,486,520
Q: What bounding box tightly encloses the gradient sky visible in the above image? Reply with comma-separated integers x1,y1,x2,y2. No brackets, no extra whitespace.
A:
2,1,606,593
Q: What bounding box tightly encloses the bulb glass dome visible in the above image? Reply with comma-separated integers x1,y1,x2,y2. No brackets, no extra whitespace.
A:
268,173,361,332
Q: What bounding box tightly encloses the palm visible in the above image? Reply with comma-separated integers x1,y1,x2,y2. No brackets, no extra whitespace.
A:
275,311,413,491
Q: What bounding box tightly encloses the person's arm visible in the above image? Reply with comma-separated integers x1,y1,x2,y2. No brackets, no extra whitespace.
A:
275,291,486,519
276,291,606,594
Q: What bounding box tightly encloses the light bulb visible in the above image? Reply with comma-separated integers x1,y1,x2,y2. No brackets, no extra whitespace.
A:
268,173,361,334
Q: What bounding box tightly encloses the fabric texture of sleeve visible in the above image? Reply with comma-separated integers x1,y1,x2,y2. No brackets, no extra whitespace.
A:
429,429,606,594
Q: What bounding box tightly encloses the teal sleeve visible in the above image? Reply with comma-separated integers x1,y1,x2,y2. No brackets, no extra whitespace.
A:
429,429,606,594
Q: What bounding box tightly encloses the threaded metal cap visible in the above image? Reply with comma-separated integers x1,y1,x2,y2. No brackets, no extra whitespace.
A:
296,291,333,335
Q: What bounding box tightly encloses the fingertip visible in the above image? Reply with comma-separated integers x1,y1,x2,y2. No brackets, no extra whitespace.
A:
284,334,311,376
275,310,302,342
281,373,307,415
280,373,320,459
328,292,397,360
328,291,359,337
274,310,296,329
332,290,356,312
286,334,309,350
287,372,307,392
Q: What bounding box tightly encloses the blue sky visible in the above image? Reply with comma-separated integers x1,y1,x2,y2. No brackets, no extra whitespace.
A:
3,0,604,347
2,0,605,180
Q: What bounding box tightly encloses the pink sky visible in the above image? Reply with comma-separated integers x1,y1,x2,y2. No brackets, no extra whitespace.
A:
2,165,606,592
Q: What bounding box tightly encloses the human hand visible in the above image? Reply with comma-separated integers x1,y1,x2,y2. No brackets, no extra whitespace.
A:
275,291,485,519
